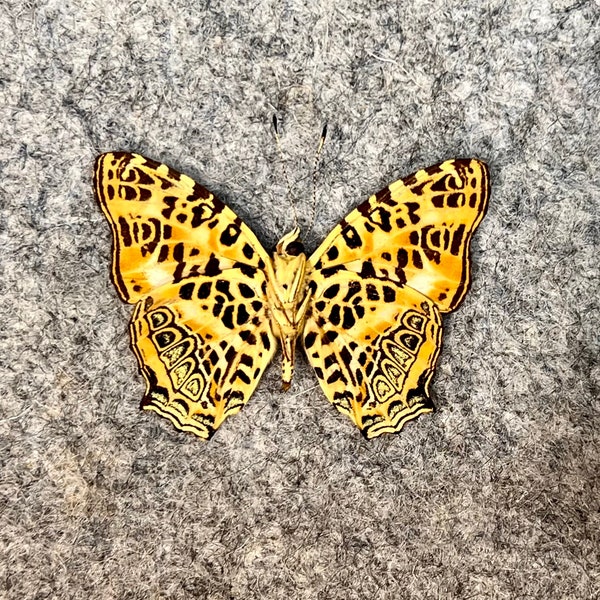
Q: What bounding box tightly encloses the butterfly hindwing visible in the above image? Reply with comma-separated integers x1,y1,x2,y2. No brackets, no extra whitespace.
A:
130,276,277,439
310,158,490,313
303,270,442,439
305,158,489,437
95,152,277,438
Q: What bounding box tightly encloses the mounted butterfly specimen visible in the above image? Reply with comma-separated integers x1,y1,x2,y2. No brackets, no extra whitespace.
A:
94,151,489,440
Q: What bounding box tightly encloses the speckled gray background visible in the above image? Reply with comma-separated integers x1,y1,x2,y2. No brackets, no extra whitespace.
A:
1,1,598,598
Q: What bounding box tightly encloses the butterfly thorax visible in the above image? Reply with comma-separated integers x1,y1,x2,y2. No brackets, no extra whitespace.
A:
266,228,313,390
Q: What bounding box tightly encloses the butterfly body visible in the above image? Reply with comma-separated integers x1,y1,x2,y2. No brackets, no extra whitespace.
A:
95,152,489,440
265,228,312,389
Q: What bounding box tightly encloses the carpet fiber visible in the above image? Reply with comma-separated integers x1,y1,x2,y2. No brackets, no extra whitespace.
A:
1,1,598,598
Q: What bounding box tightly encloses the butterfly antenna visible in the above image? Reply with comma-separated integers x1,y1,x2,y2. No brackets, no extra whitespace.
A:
273,115,299,230
306,122,328,238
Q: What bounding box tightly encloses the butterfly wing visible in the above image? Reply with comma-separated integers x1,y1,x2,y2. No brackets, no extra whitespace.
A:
95,152,277,439
94,152,271,304
303,271,442,439
311,158,490,313
130,277,277,439
304,159,489,438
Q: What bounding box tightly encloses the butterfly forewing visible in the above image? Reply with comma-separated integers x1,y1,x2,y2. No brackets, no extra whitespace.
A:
94,152,270,304
310,159,490,313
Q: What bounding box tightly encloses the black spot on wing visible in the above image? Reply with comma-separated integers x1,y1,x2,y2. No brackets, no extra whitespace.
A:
322,330,339,344
305,331,317,349
323,284,340,299
366,284,379,301
197,282,211,299
339,346,353,367
359,260,376,279
412,250,423,269
430,174,451,192
158,245,169,263
327,370,346,384
326,246,339,261
260,332,271,351
342,307,356,329
216,280,234,301
324,354,336,369
343,281,361,302
405,202,420,225
341,224,362,249
232,370,251,385
234,262,257,278
189,182,213,201
395,249,408,285
220,224,242,246
118,217,132,247
320,264,346,278
161,196,177,219
179,282,194,300
238,283,255,298
450,224,466,256
205,254,221,276
240,330,257,344
173,242,184,262
382,286,396,303
374,186,395,206
368,207,392,232
237,304,250,325
329,304,341,326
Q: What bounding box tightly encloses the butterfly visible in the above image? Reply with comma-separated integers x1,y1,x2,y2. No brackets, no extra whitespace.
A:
94,152,489,440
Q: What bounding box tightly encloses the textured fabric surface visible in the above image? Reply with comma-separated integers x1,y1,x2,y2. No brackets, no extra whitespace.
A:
1,1,598,598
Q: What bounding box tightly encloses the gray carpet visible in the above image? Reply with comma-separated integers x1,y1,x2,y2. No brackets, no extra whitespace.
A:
1,0,598,598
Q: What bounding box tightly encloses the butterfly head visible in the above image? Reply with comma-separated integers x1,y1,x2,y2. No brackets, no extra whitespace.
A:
275,227,305,259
